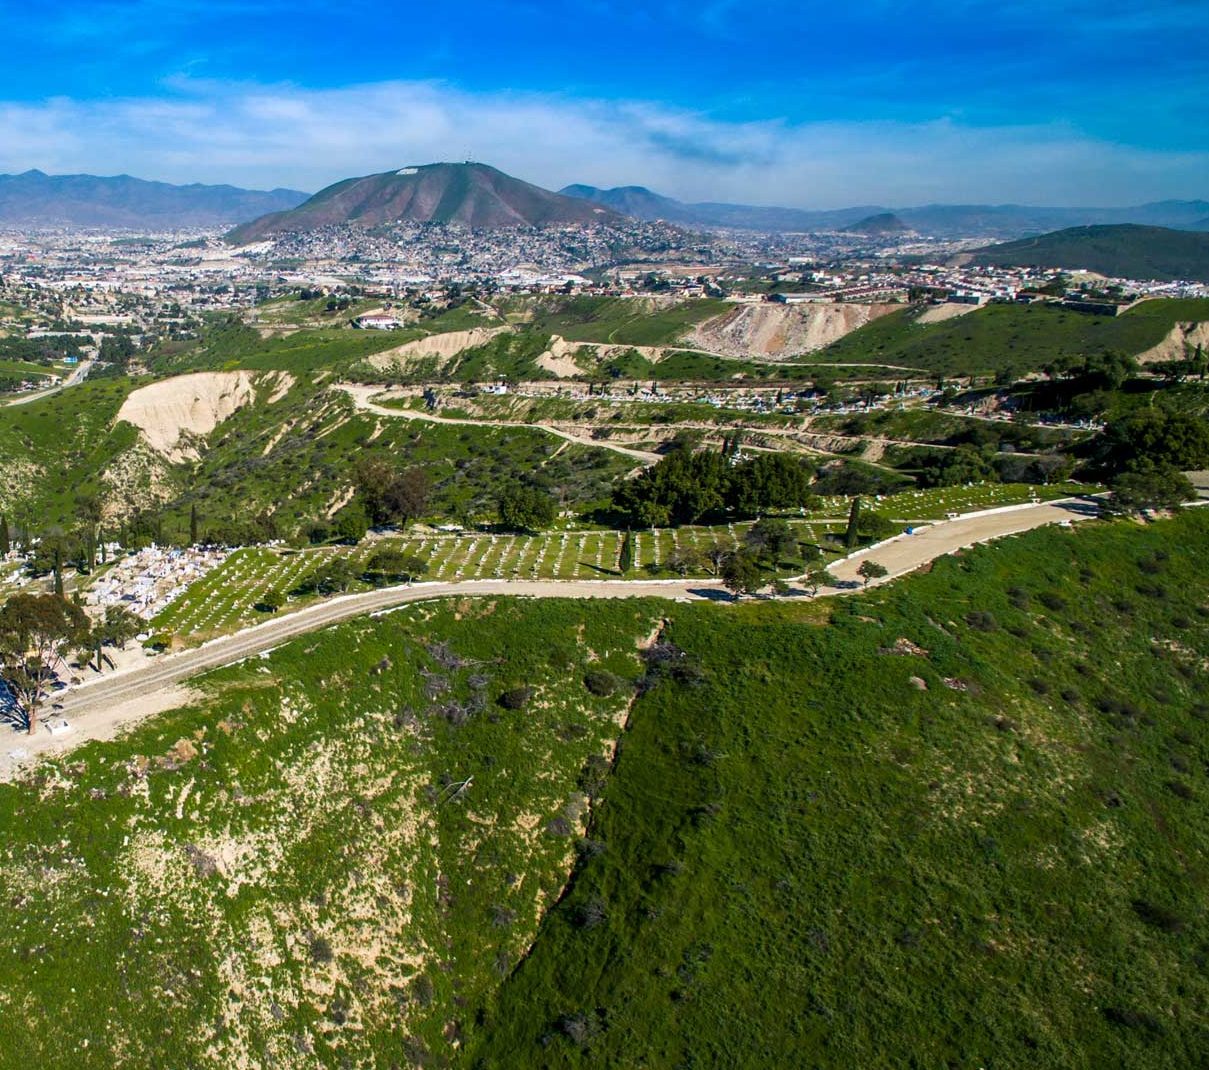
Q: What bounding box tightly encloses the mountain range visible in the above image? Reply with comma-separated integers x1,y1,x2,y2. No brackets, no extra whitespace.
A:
0,170,307,228
226,163,620,243
0,163,1204,245
561,184,1209,239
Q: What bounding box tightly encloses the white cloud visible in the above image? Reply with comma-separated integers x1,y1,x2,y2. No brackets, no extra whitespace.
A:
0,79,1203,207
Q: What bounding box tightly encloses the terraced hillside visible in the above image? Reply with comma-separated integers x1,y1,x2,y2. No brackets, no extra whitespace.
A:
0,367,633,536
0,512,1205,1067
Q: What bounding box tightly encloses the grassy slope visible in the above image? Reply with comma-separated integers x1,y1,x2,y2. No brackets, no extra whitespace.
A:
0,599,662,1069
0,377,143,522
150,322,413,375
814,298,1209,379
0,358,55,378
811,405,1081,450
184,375,630,536
513,296,730,346
470,511,1209,1067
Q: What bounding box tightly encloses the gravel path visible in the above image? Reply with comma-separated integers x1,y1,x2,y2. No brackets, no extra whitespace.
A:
340,383,662,463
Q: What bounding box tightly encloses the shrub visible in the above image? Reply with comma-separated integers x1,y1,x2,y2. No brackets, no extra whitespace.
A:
1131,899,1185,933
571,896,607,930
583,670,621,697
965,610,998,632
309,936,333,964
576,838,606,860
409,974,435,1008
1103,1006,1163,1033
498,686,535,710
557,1011,601,1047
491,905,517,928
577,754,611,798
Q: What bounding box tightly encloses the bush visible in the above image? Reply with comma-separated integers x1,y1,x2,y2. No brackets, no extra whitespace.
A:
583,670,621,697
1103,1006,1163,1033
409,974,435,1008
557,1011,601,1047
965,610,999,632
1131,899,1185,932
571,896,607,930
498,686,535,710
577,754,611,798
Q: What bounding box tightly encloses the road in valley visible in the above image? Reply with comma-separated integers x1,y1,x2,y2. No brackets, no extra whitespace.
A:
2,358,94,407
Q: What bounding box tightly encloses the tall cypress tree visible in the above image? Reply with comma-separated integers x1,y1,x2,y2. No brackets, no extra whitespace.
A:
845,496,862,549
0,515,9,556
53,544,64,596
190,503,199,546
618,531,634,574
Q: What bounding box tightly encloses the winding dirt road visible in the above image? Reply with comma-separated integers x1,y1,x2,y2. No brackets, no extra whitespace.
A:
340,383,662,463
2,496,1101,778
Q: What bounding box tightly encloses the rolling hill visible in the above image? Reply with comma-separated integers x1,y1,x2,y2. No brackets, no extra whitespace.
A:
0,169,307,227
842,212,910,235
228,163,622,242
969,224,1209,282
561,183,875,231
2,511,1207,1067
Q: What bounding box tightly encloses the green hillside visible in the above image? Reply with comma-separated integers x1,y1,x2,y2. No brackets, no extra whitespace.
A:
815,297,1209,378
970,224,1209,282
0,378,142,520
0,598,665,1068
0,513,1206,1066
473,511,1209,1066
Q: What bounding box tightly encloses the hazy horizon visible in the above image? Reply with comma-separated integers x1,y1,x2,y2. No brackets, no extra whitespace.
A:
0,2,1204,208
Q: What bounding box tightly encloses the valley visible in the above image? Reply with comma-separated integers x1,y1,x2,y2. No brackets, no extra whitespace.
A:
2,165,1209,1070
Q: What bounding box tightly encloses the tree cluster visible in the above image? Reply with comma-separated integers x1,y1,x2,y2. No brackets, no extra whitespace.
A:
1100,409,1209,475
354,459,430,529
612,451,816,527
0,594,124,734
497,484,558,533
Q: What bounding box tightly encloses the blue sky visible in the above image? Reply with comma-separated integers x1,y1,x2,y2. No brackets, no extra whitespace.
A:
0,0,1205,206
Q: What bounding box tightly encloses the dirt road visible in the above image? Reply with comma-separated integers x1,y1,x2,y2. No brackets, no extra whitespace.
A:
2,497,1099,778
340,383,661,463
828,498,1100,587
